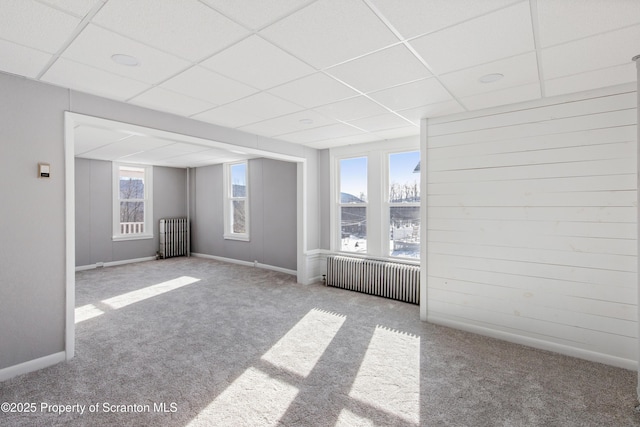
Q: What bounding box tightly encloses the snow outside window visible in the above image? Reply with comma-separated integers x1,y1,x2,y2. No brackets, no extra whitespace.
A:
388,151,420,259
339,157,367,253
224,161,250,241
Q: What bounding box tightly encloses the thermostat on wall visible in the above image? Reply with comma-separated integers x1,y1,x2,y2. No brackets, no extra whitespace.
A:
38,163,50,178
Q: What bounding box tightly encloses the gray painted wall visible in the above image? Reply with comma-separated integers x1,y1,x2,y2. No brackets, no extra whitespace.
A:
191,158,297,271
75,158,187,266
0,71,318,373
318,149,331,250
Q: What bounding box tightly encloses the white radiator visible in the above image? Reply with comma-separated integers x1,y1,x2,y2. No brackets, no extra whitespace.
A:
326,255,420,304
159,218,188,259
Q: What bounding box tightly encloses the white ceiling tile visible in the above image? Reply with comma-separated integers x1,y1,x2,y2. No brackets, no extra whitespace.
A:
201,35,315,90
92,0,249,61
368,0,516,40
0,39,51,78
370,126,420,141
537,0,640,48
41,58,150,101
37,0,101,17
305,133,379,149
129,87,215,117
74,125,133,155
260,0,399,69
398,100,466,123
313,96,389,122
460,82,541,111
161,66,258,105
327,44,431,93
0,0,80,53
192,105,263,128
277,123,364,144
545,63,637,97
349,113,414,132
61,25,190,84
541,25,640,80
369,77,453,111
268,73,358,108
80,136,173,161
239,110,337,137
409,1,534,74
224,92,303,120
439,52,539,99
201,0,315,30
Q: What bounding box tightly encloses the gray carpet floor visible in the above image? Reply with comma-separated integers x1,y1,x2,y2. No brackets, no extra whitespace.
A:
1,257,639,426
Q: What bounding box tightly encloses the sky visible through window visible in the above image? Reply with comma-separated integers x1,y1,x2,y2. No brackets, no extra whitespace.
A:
389,151,420,195
340,157,367,202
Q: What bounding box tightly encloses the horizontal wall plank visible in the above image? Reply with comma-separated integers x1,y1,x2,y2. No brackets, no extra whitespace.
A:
429,190,636,208
428,206,635,223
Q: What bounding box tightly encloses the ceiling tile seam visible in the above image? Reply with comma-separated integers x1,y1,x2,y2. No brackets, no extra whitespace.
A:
544,62,638,83
528,0,545,98
273,122,368,140
0,35,52,55
539,22,640,51
436,48,538,78
35,0,108,80
360,0,468,114
32,0,107,19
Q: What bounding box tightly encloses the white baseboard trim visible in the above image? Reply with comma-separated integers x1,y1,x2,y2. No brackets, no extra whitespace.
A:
428,315,637,371
0,351,66,382
191,253,297,276
75,256,156,272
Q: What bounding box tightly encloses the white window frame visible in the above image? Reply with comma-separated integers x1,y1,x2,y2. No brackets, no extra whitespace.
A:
112,163,153,241
223,161,250,241
330,139,419,262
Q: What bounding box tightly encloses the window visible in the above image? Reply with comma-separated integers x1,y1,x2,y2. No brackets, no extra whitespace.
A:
388,151,420,259
113,163,153,240
339,157,367,253
224,161,249,241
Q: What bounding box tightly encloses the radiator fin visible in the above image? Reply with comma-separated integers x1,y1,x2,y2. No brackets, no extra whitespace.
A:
159,218,188,259
326,256,419,304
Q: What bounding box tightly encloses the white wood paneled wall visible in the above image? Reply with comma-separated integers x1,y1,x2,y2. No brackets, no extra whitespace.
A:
425,84,638,369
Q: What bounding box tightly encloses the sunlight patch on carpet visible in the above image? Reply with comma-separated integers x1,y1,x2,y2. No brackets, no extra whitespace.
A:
261,308,346,377
75,304,105,323
186,367,298,427
101,276,200,310
348,325,420,425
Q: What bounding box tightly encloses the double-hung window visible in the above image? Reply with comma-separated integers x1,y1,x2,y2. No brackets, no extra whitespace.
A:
113,163,153,240
387,151,420,259
224,161,249,241
338,157,367,253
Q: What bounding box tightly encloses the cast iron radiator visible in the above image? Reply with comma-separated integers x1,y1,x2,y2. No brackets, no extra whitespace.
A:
326,255,420,304
159,218,188,259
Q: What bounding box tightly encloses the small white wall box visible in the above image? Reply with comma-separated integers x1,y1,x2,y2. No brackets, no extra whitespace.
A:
38,163,50,178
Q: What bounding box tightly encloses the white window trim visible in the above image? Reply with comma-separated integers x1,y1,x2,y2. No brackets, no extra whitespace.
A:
112,163,153,241
330,138,420,261
223,161,250,241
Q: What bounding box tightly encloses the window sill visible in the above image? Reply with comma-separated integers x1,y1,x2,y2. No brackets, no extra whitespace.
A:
112,234,154,242
224,233,250,242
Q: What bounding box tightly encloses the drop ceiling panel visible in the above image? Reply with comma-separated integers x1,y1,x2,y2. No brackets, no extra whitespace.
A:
368,0,516,40
201,35,315,90
439,52,539,98
409,1,534,74
461,82,541,111
398,100,465,124
369,78,453,111
369,125,419,140
161,66,258,105
202,0,315,30
349,113,414,132
223,92,303,120
268,73,358,108
92,0,249,61
240,110,337,137
545,63,637,97
0,0,80,53
129,87,215,117
541,25,640,79
42,58,151,101
192,105,263,129
277,123,365,144
313,96,389,122
37,0,102,17
537,0,640,48
121,142,211,163
74,125,133,156
80,137,172,161
260,0,399,69
0,39,51,78
327,44,431,93
61,25,190,84
305,133,378,149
